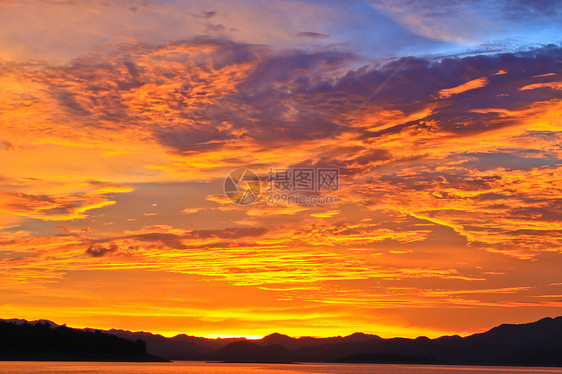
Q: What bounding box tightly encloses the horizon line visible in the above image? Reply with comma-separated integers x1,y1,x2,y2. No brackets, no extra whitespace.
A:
3,315,560,342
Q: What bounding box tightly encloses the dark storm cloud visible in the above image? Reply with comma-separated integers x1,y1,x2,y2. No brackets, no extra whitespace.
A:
52,89,91,116
297,32,331,39
461,152,561,171
86,243,119,257
0,141,14,150
85,227,269,252
193,10,217,19
127,227,267,244
16,38,562,164
503,0,561,17
356,46,562,140
154,126,234,153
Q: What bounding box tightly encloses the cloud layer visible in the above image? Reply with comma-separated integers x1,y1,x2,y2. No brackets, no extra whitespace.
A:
1,1,562,339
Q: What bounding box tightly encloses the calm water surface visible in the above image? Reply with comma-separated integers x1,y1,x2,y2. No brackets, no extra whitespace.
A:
0,362,561,374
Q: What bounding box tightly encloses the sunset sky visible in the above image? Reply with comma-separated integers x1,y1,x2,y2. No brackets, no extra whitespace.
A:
1,0,562,339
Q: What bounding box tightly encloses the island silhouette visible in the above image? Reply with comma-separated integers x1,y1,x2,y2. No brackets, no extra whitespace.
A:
1,316,561,366
0,319,164,361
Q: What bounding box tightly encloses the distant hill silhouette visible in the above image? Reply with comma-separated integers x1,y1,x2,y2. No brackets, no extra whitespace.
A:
0,320,165,361
1,316,561,365
109,316,562,365
210,340,292,363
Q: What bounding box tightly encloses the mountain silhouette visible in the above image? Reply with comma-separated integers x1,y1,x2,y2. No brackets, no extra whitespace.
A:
1,316,561,365
210,340,291,362
0,320,165,361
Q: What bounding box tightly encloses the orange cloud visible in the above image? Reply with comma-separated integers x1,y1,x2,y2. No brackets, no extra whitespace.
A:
438,77,489,98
